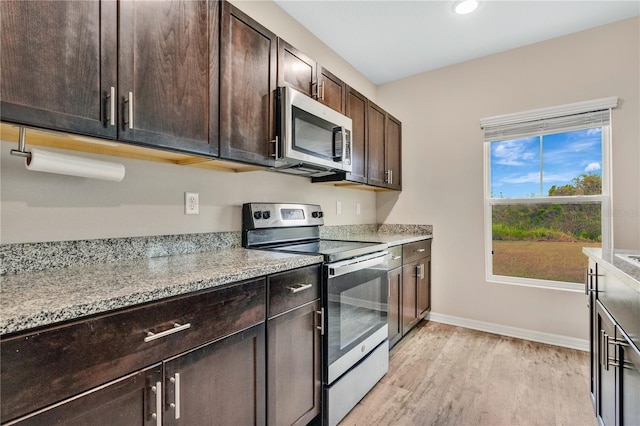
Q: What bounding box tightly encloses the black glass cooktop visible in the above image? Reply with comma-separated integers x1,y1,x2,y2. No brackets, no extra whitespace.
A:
270,239,387,263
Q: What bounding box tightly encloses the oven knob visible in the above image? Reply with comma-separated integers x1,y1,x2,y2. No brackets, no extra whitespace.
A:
312,211,319,218
253,211,262,220
263,211,271,219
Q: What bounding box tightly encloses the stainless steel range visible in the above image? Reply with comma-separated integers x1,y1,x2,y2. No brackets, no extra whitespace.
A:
242,203,390,426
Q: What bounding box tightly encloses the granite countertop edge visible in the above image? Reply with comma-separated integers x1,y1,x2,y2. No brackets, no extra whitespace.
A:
582,247,640,293
337,232,432,246
0,249,323,336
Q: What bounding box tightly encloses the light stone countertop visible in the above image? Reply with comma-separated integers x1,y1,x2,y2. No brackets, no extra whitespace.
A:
0,248,322,336
339,232,432,247
583,247,640,293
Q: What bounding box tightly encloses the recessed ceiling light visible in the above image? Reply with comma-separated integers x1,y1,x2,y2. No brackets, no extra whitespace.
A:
455,0,479,15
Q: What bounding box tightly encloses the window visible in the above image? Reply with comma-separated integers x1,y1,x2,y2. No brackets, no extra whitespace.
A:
481,98,617,290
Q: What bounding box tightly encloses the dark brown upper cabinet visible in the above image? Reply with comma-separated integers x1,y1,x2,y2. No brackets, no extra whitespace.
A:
386,113,402,190
219,2,277,167
317,66,346,114
367,101,402,190
277,39,346,114
277,39,316,98
344,86,368,184
118,0,217,156
0,0,117,139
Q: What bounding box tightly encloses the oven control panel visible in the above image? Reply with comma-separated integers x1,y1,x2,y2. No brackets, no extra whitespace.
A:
242,203,324,229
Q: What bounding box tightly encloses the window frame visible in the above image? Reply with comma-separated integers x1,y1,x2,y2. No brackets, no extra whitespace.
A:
483,113,613,292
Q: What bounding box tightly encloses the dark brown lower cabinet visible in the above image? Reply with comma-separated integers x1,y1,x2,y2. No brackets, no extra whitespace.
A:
595,300,640,426
6,365,163,426
267,300,321,426
266,265,321,426
401,262,419,334
164,324,266,426
388,266,402,348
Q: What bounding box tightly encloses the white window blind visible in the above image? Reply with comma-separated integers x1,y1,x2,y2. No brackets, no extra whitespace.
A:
480,96,618,142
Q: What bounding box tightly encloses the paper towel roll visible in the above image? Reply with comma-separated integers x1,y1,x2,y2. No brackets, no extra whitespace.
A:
25,148,126,182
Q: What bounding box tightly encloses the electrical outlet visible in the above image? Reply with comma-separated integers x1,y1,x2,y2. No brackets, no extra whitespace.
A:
356,203,361,215
336,201,342,215
185,192,199,215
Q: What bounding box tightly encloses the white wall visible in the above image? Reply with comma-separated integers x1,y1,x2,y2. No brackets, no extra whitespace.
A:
376,17,640,341
0,0,377,244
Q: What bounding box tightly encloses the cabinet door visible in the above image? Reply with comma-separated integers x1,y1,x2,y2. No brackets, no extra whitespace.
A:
0,0,117,139
621,337,640,426
344,87,368,184
402,262,419,335
118,0,215,155
277,39,316,98
388,267,402,348
367,102,387,188
267,300,321,426
386,114,402,190
317,66,346,114
164,324,266,426
10,365,162,426
587,260,599,411
220,2,277,166
417,256,431,318
596,302,618,426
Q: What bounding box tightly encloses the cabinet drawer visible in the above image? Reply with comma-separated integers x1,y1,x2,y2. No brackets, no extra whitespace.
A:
388,245,403,270
1,278,265,424
403,239,431,265
269,265,321,318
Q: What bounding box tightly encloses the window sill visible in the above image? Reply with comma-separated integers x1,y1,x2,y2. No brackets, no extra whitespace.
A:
487,275,585,293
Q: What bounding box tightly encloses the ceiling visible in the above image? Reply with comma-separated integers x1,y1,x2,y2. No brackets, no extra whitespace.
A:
274,1,640,85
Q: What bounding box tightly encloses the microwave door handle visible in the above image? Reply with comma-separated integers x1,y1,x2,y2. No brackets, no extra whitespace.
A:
332,126,342,159
340,126,348,163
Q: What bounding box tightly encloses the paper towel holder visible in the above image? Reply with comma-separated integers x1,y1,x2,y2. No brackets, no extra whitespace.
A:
9,127,31,160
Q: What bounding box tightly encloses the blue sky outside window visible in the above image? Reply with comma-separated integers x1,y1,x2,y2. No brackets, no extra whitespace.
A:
490,128,602,198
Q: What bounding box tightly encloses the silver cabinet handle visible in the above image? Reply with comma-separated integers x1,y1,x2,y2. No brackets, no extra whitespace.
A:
151,381,162,426
416,264,425,279
319,80,325,100
316,308,324,335
601,330,610,370
414,248,426,253
391,255,401,261
144,322,191,343
170,373,181,419
585,271,602,294
270,136,279,158
389,169,393,185
124,91,134,129
287,283,313,293
105,86,115,126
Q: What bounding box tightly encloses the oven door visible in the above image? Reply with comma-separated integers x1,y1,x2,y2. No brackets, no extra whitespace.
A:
324,251,389,384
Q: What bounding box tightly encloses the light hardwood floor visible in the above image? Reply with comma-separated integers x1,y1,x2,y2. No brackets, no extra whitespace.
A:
340,321,597,426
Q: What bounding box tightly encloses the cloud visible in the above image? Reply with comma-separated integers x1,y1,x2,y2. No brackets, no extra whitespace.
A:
585,162,601,172
502,172,540,184
492,139,537,166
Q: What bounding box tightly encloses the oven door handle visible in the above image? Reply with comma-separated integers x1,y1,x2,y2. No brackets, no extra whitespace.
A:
327,252,389,278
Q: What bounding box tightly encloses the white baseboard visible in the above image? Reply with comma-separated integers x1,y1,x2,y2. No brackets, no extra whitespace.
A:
426,312,589,352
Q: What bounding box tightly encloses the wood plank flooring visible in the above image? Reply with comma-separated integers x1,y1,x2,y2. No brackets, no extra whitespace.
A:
340,321,597,426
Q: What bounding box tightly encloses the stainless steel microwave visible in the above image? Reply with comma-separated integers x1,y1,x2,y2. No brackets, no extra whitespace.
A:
274,86,352,177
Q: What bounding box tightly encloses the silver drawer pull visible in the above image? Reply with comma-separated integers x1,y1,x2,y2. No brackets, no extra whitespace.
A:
414,248,426,253
287,283,313,293
391,255,402,261
144,322,191,342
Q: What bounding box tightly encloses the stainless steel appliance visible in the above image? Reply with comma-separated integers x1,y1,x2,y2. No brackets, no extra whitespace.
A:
242,203,389,426
273,87,352,177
